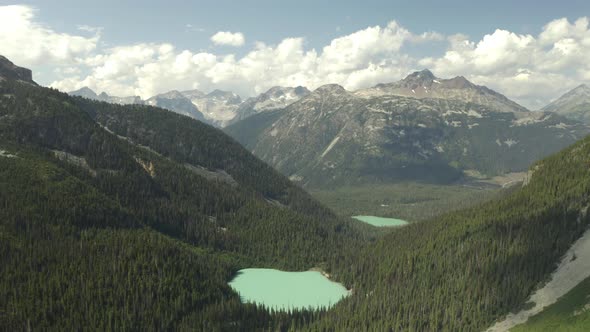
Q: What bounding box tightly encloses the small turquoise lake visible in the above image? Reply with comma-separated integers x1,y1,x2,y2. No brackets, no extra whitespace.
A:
352,215,409,227
228,268,350,311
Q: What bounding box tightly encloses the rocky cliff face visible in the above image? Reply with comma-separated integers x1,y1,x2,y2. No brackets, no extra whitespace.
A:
146,90,207,122
0,55,35,84
182,89,242,127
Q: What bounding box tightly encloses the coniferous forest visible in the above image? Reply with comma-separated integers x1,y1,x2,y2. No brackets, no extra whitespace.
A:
1,71,590,331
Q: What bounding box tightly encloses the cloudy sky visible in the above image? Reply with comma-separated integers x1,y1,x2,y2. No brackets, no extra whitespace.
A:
1,0,589,109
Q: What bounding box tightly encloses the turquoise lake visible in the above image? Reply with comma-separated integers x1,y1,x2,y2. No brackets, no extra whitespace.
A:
352,215,409,227
228,268,350,311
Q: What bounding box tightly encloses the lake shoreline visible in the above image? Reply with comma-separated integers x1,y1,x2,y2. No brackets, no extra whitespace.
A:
229,268,351,311
309,267,354,295
352,215,409,227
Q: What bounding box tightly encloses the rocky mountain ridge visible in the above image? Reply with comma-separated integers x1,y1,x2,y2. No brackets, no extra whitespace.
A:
541,84,590,124
226,79,590,188
356,69,529,113
0,55,36,84
69,87,143,105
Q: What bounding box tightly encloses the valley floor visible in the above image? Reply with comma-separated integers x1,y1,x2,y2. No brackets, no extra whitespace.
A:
310,182,501,222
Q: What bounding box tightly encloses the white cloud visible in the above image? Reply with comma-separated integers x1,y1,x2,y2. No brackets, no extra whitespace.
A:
185,24,205,33
0,5,98,66
411,31,445,43
2,7,584,110
77,25,103,34
51,22,423,98
421,17,590,108
210,31,245,47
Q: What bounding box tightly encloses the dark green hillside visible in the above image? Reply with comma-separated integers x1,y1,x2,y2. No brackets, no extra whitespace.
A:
311,133,590,331
0,73,362,330
223,108,284,150
74,97,320,217
0,79,360,267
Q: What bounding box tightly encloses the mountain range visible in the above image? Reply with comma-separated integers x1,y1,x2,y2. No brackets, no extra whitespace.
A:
226,71,590,188
181,89,242,127
3,54,590,330
231,86,311,125
69,70,590,139
145,90,207,122
68,85,310,128
355,69,529,113
70,86,144,105
541,84,590,124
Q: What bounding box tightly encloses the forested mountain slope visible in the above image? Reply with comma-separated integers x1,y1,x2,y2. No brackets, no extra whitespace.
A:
310,129,590,330
0,62,361,330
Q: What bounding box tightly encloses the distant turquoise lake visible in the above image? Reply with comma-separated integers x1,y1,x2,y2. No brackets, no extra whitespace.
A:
228,268,350,311
352,215,409,227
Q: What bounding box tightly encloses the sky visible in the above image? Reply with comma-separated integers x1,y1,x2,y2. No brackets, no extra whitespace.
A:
0,0,589,109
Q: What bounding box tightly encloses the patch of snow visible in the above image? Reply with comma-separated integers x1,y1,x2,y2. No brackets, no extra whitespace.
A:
496,139,502,147
190,98,239,125
467,110,483,118
512,113,546,126
289,174,303,182
433,79,441,84
270,128,279,137
417,123,427,128
468,123,480,129
365,125,379,132
442,110,464,117
412,89,416,94
0,150,17,158
367,106,389,114
323,161,337,169
550,122,569,129
487,227,590,332
504,139,518,148
435,145,445,153
320,136,341,159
